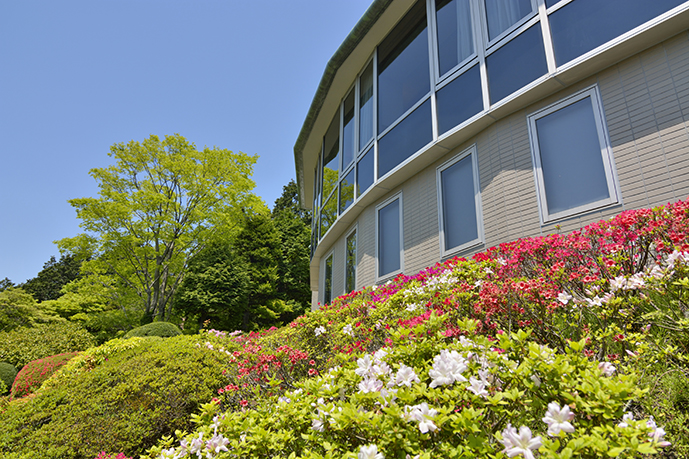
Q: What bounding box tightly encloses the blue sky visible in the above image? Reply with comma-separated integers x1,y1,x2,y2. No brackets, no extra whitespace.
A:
0,0,372,284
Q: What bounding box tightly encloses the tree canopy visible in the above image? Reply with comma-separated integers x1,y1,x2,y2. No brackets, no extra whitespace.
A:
21,255,82,302
57,134,260,321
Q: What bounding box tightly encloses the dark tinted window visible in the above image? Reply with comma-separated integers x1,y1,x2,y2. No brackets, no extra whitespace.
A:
436,64,483,135
440,154,479,250
487,23,547,104
339,169,355,214
378,199,401,277
378,100,432,178
342,90,355,170
550,0,686,66
485,0,532,40
436,0,474,76
378,0,430,133
357,147,374,196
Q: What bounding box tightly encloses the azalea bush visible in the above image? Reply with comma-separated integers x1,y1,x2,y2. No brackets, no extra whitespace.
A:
10,352,78,399
141,199,689,458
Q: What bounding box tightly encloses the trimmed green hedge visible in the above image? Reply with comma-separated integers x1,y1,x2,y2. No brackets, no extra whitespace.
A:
0,334,228,459
124,322,181,339
0,362,17,396
0,322,95,369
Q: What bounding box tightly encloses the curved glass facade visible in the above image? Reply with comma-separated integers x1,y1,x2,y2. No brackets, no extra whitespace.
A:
310,0,686,249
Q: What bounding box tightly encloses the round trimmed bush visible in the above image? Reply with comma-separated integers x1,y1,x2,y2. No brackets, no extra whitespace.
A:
0,334,227,459
124,322,181,338
0,362,17,396
10,352,78,399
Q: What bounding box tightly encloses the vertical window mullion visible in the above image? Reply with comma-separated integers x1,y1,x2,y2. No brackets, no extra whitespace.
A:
536,0,557,74
427,0,440,141
472,0,491,111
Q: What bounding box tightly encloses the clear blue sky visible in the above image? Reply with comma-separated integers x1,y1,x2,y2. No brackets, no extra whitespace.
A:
0,0,372,284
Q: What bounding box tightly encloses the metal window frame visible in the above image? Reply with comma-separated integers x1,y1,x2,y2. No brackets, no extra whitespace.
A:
344,225,358,293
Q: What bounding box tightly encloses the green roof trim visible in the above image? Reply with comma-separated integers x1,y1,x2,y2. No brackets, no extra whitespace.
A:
293,0,393,206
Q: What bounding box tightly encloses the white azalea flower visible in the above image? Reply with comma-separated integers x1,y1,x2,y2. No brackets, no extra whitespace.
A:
206,433,230,455
342,324,354,336
403,402,438,433
557,291,572,304
467,376,489,398
312,418,325,432
358,444,384,459
542,402,575,436
649,427,671,447
358,376,383,393
618,412,634,428
429,349,468,388
394,363,420,387
500,424,542,459
610,276,627,291
355,354,374,377
598,361,616,377
314,326,326,336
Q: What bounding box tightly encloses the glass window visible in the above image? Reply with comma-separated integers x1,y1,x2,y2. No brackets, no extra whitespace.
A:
528,88,618,220
438,148,482,254
324,254,333,304
486,23,547,104
378,99,433,178
436,64,483,135
357,146,374,197
342,89,356,170
378,0,430,133
322,114,340,201
436,0,474,76
549,0,686,66
320,193,337,238
339,169,355,214
345,230,357,293
484,0,533,41
377,196,402,278
359,62,374,150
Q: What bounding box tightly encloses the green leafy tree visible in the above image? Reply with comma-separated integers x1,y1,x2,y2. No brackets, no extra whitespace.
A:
172,241,250,332
272,180,312,316
0,288,60,332
57,134,260,322
21,255,82,302
0,278,14,292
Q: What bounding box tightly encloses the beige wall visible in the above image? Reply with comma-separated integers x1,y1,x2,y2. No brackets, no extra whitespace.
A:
317,31,689,303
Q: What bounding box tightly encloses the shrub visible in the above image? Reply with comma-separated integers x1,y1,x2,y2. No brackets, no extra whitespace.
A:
0,362,17,396
0,322,95,369
10,353,78,399
124,322,181,339
0,334,228,459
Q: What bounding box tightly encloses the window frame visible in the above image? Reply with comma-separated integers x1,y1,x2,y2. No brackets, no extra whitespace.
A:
436,144,484,257
527,85,620,223
344,225,358,293
322,250,335,305
375,192,404,282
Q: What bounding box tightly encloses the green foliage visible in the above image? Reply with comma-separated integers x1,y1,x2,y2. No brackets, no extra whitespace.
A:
0,277,14,292
0,335,228,459
56,133,261,322
0,287,60,332
0,362,17,396
172,241,250,332
124,321,182,338
0,322,95,369
76,307,143,344
21,255,82,302
10,352,78,399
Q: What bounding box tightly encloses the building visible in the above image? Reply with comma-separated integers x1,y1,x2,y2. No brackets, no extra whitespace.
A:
293,0,689,309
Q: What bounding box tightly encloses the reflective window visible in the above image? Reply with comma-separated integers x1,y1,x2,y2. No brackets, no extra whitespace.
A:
378,0,430,133
377,197,402,278
324,254,333,304
438,148,481,253
357,147,374,196
378,99,432,178
322,114,340,200
342,89,356,170
359,62,374,150
436,0,474,76
549,0,686,66
339,169,355,214
544,0,559,7
486,23,547,104
320,194,337,237
528,88,618,220
484,0,533,41
436,64,483,135
345,230,357,293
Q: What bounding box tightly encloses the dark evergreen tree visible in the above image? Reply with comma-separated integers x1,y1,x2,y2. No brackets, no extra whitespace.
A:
21,255,82,302
0,278,14,292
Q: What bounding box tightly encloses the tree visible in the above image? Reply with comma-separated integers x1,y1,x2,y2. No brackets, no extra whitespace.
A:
272,180,312,316
57,134,260,322
21,255,82,302
172,241,250,332
0,288,60,332
0,278,13,292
